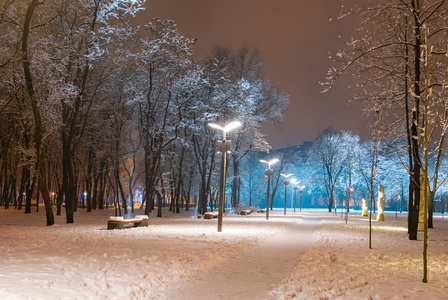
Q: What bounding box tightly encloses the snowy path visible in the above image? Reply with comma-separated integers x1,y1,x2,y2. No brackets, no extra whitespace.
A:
2,208,448,299
165,215,318,300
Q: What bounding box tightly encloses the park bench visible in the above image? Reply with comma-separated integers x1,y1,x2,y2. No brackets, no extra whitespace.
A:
203,212,219,219
107,215,149,230
239,209,252,215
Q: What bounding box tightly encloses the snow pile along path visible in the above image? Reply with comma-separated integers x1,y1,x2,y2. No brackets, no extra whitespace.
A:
165,215,318,300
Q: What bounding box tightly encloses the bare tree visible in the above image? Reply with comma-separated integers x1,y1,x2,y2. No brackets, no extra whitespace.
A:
324,0,448,242
310,128,351,212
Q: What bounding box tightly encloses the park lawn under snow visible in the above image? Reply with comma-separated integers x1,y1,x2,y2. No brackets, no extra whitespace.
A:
0,206,447,300
270,213,448,300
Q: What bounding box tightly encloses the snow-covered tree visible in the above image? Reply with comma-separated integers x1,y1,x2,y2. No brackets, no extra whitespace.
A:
130,18,198,215
208,46,288,209
324,0,448,245
309,128,355,212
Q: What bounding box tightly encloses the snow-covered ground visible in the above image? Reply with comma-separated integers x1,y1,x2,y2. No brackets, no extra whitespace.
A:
270,212,448,300
0,206,447,299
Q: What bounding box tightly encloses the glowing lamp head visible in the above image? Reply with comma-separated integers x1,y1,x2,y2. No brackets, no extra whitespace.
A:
260,158,279,169
208,121,242,140
208,121,242,132
280,173,293,179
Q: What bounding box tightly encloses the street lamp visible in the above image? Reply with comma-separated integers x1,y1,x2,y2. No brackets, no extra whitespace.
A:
281,173,293,215
260,158,279,220
208,120,242,232
298,186,305,212
291,179,299,213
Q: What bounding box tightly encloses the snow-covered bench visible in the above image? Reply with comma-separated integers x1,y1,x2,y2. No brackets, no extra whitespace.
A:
203,212,219,219
239,210,252,215
107,215,149,230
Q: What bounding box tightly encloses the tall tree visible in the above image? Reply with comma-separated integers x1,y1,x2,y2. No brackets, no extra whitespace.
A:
324,0,448,241
132,18,198,215
310,128,352,212
20,0,54,225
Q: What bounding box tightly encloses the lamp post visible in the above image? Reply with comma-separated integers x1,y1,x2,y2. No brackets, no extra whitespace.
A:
208,121,242,232
298,186,305,212
291,179,299,213
260,158,279,220
281,173,293,215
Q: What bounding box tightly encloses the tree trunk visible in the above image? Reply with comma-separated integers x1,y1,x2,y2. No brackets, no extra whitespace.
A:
408,0,424,241
157,185,163,217
98,171,106,209
144,140,152,214
127,150,136,213
3,161,10,209
231,158,240,208
185,163,194,211
92,163,99,210
85,147,94,212
17,167,27,211
428,190,435,229
62,133,75,222
21,0,54,225
10,176,17,209
25,167,35,214
174,148,186,214
115,169,128,215
198,169,207,215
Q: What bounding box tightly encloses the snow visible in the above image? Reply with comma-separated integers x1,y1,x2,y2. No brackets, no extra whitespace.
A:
1,207,447,299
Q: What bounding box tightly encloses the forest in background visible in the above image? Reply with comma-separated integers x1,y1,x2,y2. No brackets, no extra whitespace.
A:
2,1,448,254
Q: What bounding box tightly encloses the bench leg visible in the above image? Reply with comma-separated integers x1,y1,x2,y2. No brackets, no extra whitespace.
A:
108,222,124,230
134,220,148,227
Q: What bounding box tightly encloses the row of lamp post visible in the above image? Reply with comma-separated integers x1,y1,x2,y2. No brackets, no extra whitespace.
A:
260,160,305,219
291,179,305,213
281,173,293,216
208,119,308,231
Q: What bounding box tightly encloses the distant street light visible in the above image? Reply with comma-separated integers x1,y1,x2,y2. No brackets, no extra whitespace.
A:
208,120,242,232
291,179,299,213
298,186,305,212
281,173,293,216
260,158,279,220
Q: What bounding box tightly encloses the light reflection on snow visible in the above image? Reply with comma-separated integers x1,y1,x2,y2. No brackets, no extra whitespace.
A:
345,223,408,232
375,225,408,232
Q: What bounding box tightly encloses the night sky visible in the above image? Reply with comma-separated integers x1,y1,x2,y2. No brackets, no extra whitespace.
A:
138,0,369,149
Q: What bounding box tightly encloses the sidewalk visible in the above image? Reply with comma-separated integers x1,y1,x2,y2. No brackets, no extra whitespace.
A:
165,215,318,300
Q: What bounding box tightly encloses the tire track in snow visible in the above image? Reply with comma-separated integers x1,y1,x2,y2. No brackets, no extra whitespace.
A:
166,215,318,300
